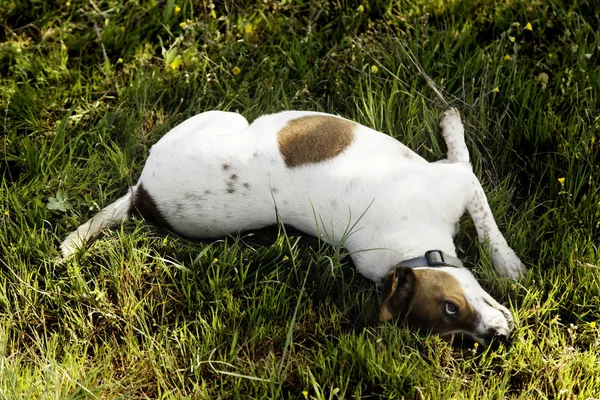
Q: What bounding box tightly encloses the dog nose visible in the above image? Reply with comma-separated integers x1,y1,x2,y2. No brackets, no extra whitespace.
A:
494,332,509,342
499,308,515,334
484,327,511,344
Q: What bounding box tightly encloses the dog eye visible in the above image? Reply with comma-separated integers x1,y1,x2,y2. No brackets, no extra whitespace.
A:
445,302,459,316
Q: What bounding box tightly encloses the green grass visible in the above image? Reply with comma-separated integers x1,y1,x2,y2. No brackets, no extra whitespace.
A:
1,0,600,398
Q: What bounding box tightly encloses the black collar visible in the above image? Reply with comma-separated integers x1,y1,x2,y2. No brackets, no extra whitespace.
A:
393,250,464,269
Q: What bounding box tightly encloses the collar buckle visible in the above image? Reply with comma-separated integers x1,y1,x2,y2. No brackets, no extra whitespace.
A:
425,250,446,266
392,250,464,270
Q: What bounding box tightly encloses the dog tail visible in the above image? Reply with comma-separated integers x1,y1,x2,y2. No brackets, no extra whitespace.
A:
60,186,136,259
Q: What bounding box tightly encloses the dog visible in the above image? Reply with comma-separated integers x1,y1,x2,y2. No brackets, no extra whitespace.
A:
61,108,527,346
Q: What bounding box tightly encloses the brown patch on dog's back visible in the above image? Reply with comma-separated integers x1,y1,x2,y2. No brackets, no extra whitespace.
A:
131,183,172,229
277,115,356,168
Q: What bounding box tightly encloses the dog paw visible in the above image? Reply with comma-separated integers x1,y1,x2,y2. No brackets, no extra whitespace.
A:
439,108,462,131
492,247,527,280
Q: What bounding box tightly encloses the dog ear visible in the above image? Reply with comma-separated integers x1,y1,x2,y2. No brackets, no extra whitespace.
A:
379,266,416,321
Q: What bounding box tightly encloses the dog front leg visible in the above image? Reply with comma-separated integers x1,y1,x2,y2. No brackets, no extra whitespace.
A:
439,108,470,164
467,179,527,279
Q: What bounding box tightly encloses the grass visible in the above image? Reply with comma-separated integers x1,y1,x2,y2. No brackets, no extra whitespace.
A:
1,0,599,398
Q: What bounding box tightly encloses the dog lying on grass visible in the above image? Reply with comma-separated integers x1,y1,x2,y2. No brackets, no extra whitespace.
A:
61,108,526,346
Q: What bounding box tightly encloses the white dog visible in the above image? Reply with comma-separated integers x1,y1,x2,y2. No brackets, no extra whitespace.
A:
61,108,526,345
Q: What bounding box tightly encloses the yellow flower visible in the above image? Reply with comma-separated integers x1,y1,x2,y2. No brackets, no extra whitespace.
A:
492,86,500,93
503,54,511,61
170,55,183,70
557,177,565,184
370,64,379,74
212,258,219,263
473,342,479,350
538,72,549,89
590,321,597,329
245,24,253,34
302,391,308,399
117,58,123,63
211,10,217,19
174,5,181,14
3,211,8,216
179,21,187,28
232,66,241,75
509,36,516,43
66,1,71,7
61,44,67,51
283,255,289,261
525,22,533,31
358,4,364,13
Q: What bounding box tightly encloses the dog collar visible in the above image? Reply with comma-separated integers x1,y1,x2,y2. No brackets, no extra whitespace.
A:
394,250,464,269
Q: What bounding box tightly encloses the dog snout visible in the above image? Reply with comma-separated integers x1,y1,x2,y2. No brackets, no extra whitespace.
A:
476,307,514,345
484,315,513,344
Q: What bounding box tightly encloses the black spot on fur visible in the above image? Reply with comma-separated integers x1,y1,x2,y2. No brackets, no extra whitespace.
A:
227,181,235,194
230,174,238,181
132,183,172,229
272,188,278,194
223,164,230,170
204,190,211,195
244,183,250,189
252,152,259,158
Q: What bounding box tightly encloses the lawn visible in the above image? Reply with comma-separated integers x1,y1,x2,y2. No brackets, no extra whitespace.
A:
1,0,599,398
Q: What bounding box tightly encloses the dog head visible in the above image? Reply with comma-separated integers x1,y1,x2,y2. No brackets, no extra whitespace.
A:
379,266,514,346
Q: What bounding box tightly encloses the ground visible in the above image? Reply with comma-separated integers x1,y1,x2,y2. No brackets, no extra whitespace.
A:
1,0,599,398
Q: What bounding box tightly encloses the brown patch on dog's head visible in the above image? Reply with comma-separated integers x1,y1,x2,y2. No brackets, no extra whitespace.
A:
277,115,356,168
379,267,477,337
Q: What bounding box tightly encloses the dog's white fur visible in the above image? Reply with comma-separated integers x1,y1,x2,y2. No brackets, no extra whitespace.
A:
61,108,526,344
